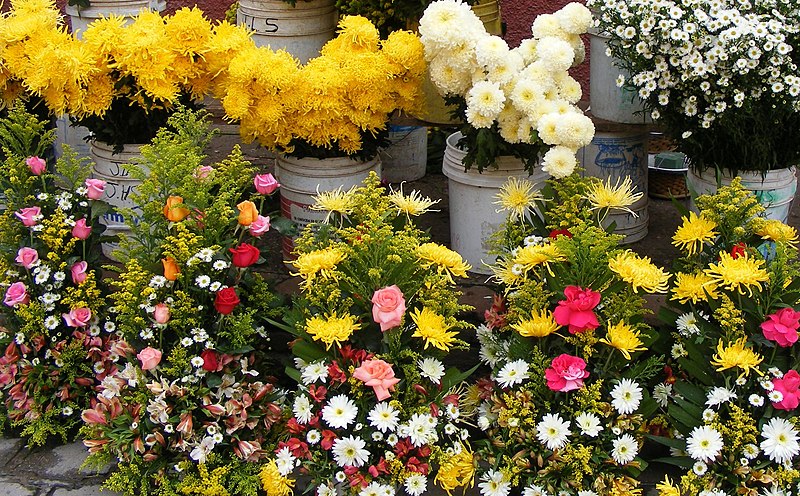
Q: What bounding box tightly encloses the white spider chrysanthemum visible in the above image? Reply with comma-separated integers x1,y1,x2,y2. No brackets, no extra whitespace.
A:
705,386,737,407
541,145,577,179
575,412,603,437
331,435,370,467
293,395,314,424
686,425,724,462
536,413,571,451
418,357,445,384
301,360,329,385
612,434,639,464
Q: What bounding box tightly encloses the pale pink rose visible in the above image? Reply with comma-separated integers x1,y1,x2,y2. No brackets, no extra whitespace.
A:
249,215,271,237
153,303,170,324
137,347,163,370
72,218,92,239
772,370,800,410
194,165,213,180
352,359,401,401
63,307,92,327
371,285,406,332
4,282,29,307
761,308,800,347
553,286,601,334
26,156,46,175
544,353,589,392
253,173,280,195
15,247,39,269
71,261,88,284
15,206,41,227
84,178,107,200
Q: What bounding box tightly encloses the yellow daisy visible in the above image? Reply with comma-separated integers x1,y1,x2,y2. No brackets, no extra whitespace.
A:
291,247,346,288
599,321,647,360
411,307,458,351
388,188,439,219
757,219,799,245
710,337,763,377
512,243,566,273
417,243,471,282
704,252,769,297
511,309,559,338
585,176,644,215
670,272,718,304
672,211,717,256
494,177,542,221
305,312,360,350
608,251,670,293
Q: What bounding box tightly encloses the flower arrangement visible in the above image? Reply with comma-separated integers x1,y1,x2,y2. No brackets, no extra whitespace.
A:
418,0,595,175
218,15,426,160
0,106,116,445
653,178,800,495
79,108,290,495
589,0,800,175
259,172,478,496
471,172,671,495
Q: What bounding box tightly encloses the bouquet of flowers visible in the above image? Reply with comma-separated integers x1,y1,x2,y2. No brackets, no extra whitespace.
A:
589,0,800,175
259,172,478,496
472,173,670,495
218,15,426,160
653,178,800,495
418,0,594,175
0,106,116,445
79,108,290,495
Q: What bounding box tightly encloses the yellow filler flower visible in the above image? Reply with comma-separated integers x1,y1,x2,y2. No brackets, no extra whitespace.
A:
608,251,670,293
305,312,360,350
494,177,542,221
710,337,763,377
511,309,559,338
670,272,718,304
411,307,458,351
599,321,647,360
704,251,769,296
585,176,644,215
672,211,717,255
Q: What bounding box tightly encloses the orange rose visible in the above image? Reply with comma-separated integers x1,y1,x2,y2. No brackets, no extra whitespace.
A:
162,257,180,281
163,196,190,222
237,200,258,226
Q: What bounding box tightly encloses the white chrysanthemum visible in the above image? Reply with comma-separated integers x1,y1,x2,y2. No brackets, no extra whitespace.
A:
467,80,506,117
575,412,603,437
535,36,575,72
514,38,539,64
555,74,583,103
332,435,370,467
429,56,473,96
475,35,510,69
419,357,445,384
612,434,639,464
301,360,329,385
653,383,673,407
293,395,314,424
495,359,530,388
368,402,400,432
486,54,523,85
465,106,497,129
536,413,571,451
554,2,593,35
686,425,724,462
676,312,701,336
318,484,336,496
510,78,544,115
406,412,438,447
404,474,427,496
418,0,485,52
610,379,643,414
541,145,577,179
522,485,549,496
531,14,566,39
552,111,595,148
706,386,737,407
760,418,800,464
275,446,297,476
498,108,524,143
478,469,511,496
322,394,358,429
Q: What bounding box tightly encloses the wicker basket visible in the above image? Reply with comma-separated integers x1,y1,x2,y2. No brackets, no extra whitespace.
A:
648,132,689,199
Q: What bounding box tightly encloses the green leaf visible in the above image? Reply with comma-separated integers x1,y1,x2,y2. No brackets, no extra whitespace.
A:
205,374,222,388
646,434,686,450
290,339,328,362
270,216,297,236
440,364,480,392
673,380,707,405
652,456,694,468
285,366,302,384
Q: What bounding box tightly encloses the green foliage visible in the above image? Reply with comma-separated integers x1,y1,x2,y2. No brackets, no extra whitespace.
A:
0,103,54,159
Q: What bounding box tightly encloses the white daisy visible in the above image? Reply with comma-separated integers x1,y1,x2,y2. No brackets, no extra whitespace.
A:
368,402,400,432
478,469,511,496
742,443,760,459
407,413,438,447
195,275,211,288
675,312,702,336
671,343,687,358
275,446,297,476
769,390,785,403
610,379,643,414
536,413,571,451
212,260,229,271
302,361,329,385
578,491,599,496
307,429,321,444
322,394,358,429
332,435,370,467
706,386,737,407
612,434,639,464
190,356,205,368
575,412,603,437
418,357,445,384
495,359,530,388
293,395,314,424
749,394,765,407
149,275,167,288
404,473,427,496
209,281,222,292
686,425,724,462
760,417,800,464
44,315,60,330
692,461,708,475
522,485,549,496
318,484,336,496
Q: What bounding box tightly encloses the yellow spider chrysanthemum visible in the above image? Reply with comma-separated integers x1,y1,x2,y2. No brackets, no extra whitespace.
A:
305,312,360,349
655,477,680,496
489,258,525,288
585,176,644,215
411,307,458,351
260,459,295,496
608,251,670,293
710,337,763,377
599,321,647,360
388,188,439,219
511,309,559,338
512,242,566,273
417,243,471,282
311,187,356,220
494,177,542,221
434,443,475,495
704,252,770,297
757,219,799,245
670,272,718,304
291,247,346,287
672,211,717,256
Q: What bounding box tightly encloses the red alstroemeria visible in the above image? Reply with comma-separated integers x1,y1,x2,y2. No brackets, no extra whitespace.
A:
286,417,306,434
328,361,347,383
394,438,413,458
730,242,747,259
309,384,328,403
406,456,430,475
279,438,310,459
344,466,369,489
320,429,337,450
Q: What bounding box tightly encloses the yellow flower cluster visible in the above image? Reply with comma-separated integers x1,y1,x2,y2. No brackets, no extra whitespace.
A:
608,251,670,293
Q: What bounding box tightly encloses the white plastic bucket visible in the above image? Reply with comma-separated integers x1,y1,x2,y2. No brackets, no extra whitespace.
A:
275,154,382,257
589,30,651,125
66,0,165,37
577,124,649,243
442,132,547,274
687,167,798,223
379,126,428,183
237,0,337,64
90,141,145,230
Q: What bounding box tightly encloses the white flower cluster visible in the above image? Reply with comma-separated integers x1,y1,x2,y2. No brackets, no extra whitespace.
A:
418,0,595,178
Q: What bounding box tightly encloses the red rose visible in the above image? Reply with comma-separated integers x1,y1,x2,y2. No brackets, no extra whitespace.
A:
549,229,572,239
230,243,260,268
201,349,219,372
214,287,240,315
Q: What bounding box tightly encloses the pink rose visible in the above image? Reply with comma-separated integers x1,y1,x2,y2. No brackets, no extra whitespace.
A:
761,308,800,347
15,247,39,269
253,173,280,195
15,206,41,227
84,178,107,200
4,282,29,307
71,261,88,284
137,347,162,370
544,353,590,392
371,285,406,332
249,215,271,237
772,370,800,410
63,307,92,328
194,165,213,179
26,156,46,175
553,286,601,334
153,303,170,324
72,218,92,239
352,359,401,401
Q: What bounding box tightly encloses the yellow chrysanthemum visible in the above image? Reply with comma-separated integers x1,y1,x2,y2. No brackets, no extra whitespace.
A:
655,476,680,496
710,337,763,377
585,176,644,215
608,251,670,293
388,188,439,219
704,252,769,297
494,177,542,221
599,321,647,360
757,219,799,245
511,309,559,338
512,243,566,273
670,272,718,304
435,443,475,495
672,211,717,256
305,312,360,350
260,459,295,496
489,258,525,288
411,307,458,351
291,248,346,287
311,186,356,220
417,243,471,282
